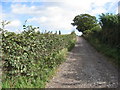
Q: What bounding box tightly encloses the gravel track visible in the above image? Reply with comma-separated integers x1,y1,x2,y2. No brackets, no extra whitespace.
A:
46,36,118,88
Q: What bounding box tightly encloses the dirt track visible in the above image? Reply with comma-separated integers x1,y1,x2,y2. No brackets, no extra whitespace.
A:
46,36,118,88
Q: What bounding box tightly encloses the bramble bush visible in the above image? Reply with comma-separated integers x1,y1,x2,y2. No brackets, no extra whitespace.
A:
1,25,76,88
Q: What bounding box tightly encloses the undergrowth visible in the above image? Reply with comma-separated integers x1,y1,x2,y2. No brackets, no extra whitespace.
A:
84,35,120,66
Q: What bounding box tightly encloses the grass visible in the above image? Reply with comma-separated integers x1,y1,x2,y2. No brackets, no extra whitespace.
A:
2,48,69,88
84,35,120,67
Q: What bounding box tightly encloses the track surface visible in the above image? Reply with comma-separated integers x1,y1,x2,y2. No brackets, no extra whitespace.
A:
46,37,118,88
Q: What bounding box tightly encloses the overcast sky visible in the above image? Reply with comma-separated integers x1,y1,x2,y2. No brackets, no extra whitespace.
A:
0,0,119,34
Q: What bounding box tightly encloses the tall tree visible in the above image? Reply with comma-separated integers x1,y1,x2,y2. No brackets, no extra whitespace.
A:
71,14,98,33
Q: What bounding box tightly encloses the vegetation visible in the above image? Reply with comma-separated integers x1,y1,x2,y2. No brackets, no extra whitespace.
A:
81,13,120,66
99,13,119,47
1,12,119,88
71,14,98,33
1,23,76,88
84,36,119,66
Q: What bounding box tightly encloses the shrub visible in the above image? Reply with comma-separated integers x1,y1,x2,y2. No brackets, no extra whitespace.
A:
2,25,76,88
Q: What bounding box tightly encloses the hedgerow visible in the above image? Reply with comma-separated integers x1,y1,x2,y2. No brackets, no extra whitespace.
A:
83,13,120,65
1,25,76,88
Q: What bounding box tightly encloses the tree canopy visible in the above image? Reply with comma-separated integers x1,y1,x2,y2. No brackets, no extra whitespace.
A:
71,14,98,33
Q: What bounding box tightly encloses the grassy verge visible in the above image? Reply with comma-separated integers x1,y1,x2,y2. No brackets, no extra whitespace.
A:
83,35,120,67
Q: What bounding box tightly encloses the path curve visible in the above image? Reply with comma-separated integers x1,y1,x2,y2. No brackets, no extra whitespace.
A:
46,36,118,88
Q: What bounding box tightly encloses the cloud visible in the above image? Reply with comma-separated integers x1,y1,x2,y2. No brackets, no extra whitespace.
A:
28,17,47,23
6,20,21,27
12,4,74,33
3,0,118,34
2,0,65,2
0,4,2,20
90,7,107,15
119,1,120,13
27,15,73,33
11,4,41,15
5,20,22,33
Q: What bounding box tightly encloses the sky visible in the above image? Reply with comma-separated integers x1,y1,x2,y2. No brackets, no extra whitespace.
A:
0,0,119,35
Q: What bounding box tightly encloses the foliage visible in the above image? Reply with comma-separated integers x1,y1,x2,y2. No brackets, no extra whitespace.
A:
2,24,76,88
84,36,120,66
83,13,120,66
99,13,119,48
83,25,102,37
71,14,98,33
